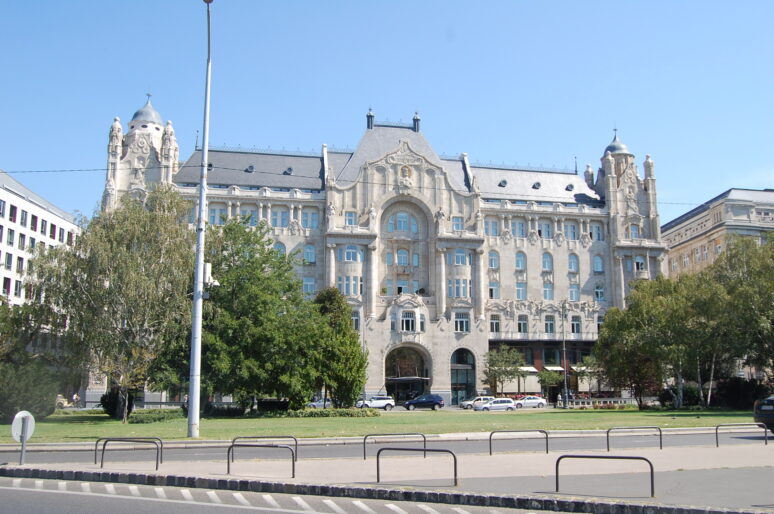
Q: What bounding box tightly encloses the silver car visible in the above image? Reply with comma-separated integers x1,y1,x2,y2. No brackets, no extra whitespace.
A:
514,396,547,408
356,395,395,410
474,398,515,411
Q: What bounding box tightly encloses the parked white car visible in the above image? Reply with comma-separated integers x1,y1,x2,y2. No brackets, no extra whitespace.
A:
475,398,515,411
356,396,395,410
306,398,332,409
514,396,547,408
459,396,495,410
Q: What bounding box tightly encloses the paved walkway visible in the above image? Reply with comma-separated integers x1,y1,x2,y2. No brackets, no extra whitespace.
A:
2,432,773,513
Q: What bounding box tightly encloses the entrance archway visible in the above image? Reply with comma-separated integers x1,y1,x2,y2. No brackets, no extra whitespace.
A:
450,348,475,406
385,347,430,403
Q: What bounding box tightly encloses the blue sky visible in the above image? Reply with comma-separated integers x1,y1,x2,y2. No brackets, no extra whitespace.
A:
1,1,771,224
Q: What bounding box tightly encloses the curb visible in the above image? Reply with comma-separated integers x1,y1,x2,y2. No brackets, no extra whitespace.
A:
0,464,757,514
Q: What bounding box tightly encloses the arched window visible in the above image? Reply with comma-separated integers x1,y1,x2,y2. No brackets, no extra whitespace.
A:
568,254,579,273
273,242,286,255
515,251,527,271
387,215,395,233
593,255,604,273
542,252,553,271
410,215,418,234
397,249,409,266
630,224,640,239
345,245,359,262
396,212,409,231
488,251,499,269
303,244,316,263
401,311,416,332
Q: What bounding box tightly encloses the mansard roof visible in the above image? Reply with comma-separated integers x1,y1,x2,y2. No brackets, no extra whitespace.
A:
473,164,602,206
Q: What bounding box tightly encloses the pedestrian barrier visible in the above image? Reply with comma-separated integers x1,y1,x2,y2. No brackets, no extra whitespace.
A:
556,454,655,497
376,447,458,486
715,423,768,447
226,443,295,477
606,426,662,451
96,438,163,471
363,432,427,460
232,435,298,461
489,430,549,455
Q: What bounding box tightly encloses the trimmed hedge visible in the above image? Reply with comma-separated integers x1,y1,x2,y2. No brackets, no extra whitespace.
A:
254,408,380,418
127,408,185,424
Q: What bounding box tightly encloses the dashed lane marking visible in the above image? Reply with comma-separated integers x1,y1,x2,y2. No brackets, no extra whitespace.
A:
181,489,194,501
262,494,281,509
385,504,409,514
418,505,440,514
57,481,66,492
233,492,251,506
105,483,116,495
353,500,378,514
128,485,141,497
322,499,347,514
80,482,91,493
451,508,471,514
34,480,44,490
292,496,314,511
207,490,222,504
154,487,167,499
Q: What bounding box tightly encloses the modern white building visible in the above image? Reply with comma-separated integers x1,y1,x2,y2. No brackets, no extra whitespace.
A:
0,171,79,306
104,100,667,405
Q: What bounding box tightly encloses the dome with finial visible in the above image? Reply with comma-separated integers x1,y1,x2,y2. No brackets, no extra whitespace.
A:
604,132,631,155
131,97,163,125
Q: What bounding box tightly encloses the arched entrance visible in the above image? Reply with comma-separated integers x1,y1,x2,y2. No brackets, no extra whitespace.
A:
385,347,430,403
450,349,476,406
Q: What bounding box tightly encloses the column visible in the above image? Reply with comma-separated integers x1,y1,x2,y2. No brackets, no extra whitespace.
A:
436,247,446,319
367,244,377,318
475,249,486,320
266,203,273,226
327,244,337,288
227,201,233,219
616,253,626,309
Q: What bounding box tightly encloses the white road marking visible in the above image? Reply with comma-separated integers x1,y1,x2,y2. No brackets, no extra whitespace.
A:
80,482,91,493
418,505,440,514
262,494,281,508
385,504,408,514
181,489,194,501
353,500,378,513
34,480,44,490
207,490,222,504
233,492,251,506
57,481,67,491
12,479,21,488
105,483,116,494
451,508,471,514
154,487,167,499
292,496,314,511
322,499,348,514
128,485,140,497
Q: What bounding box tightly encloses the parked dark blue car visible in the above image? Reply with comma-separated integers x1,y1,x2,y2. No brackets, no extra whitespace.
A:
404,394,444,410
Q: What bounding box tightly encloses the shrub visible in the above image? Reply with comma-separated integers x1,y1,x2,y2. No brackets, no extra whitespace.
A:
127,408,184,424
99,388,135,418
249,408,380,419
715,378,771,410
658,384,701,408
0,361,58,424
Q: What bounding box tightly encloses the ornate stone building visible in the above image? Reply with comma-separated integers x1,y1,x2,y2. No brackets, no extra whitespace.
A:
104,101,666,405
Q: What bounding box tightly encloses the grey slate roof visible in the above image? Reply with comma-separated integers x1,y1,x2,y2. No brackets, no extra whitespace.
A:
473,165,602,206
131,99,163,125
174,149,325,190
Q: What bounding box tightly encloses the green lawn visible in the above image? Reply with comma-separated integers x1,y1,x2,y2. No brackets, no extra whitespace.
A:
0,408,757,444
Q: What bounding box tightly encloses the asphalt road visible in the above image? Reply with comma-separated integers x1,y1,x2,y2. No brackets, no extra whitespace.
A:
0,477,557,514
0,430,766,466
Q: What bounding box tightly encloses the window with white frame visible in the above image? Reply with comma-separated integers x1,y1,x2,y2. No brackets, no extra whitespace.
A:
5,253,12,270
542,252,553,271
16,257,23,273
396,279,409,294
7,229,14,246
544,315,555,334
340,245,362,262
571,315,581,334
630,224,640,239
14,280,22,298
448,278,470,298
569,283,580,301
488,250,499,269
568,254,579,273
18,234,25,251
593,255,604,273
515,251,526,271
20,210,27,227
390,313,397,331
564,222,578,240
271,207,289,228
302,277,316,295
345,211,357,226
590,222,604,241
419,314,426,332
452,216,464,231
538,221,553,238
303,244,316,264
516,281,527,300
488,281,500,299
517,314,528,333
484,217,499,236
9,205,16,223
302,209,319,229
489,314,501,333
401,311,416,332
240,208,258,226
452,249,470,266
352,310,360,331
594,284,605,301
511,218,527,238
337,275,363,296
454,312,470,333
209,207,228,225
388,212,418,234
543,281,554,300
396,249,409,266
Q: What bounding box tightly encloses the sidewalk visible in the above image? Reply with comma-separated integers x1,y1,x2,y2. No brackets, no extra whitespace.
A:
2,433,773,513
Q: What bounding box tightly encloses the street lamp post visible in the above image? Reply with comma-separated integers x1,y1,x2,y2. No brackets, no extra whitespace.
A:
561,300,570,409
188,0,214,438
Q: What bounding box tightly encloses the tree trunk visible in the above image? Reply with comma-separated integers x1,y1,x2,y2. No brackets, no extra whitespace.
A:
706,353,716,407
117,386,129,423
696,358,705,407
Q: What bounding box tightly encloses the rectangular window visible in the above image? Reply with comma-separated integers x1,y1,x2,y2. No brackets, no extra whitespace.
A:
488,281,500,299
545,315,555,334
40,219,47,235
14,279,22,298
454,312,470,333
20,210,28,227
0,225,3,243
625,258,633,272
30,215,37,231
16,257,23,273
352,311,360,331
594,285,605,301
630,225,640,239
2,277,10,296
49,223,56,239
9,205,17,223
270,209,289,228
521,347,534,365
18,234,25,250
571,315,581,334
511,219,527,238
5,253,12,270
412,280,420,294
385,280,393,296
452,216,464,231
401,312,416,332
517,315,528,333
240,209,258,227
538,221,552,239
30,237,36,249
543,282,554,301
7,229,14,247
344,211,357,226
516,282,527,301
489,314,500,334
484,218,499,236
543,348,560,365
0,200,5,218
208,208,228,225
302,277,316,295
591,223,604,241
397,279,409,295
301,210,319,229
569,284,580,301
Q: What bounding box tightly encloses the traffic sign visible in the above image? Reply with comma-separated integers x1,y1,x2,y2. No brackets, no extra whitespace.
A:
11,411,35,443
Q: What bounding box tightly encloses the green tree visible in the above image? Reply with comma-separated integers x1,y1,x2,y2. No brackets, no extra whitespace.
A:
313,287,367,407
536,369,563,397
483,346,526,395
29,187,194,422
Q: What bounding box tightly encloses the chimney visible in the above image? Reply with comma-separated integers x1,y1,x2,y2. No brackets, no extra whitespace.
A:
366,108,374,129
412,111,421,132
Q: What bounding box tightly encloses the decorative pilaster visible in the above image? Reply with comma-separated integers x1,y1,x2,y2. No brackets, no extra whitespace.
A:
475,249,486,320
326,244,337,287
367,244,378,318
436,247,447,319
